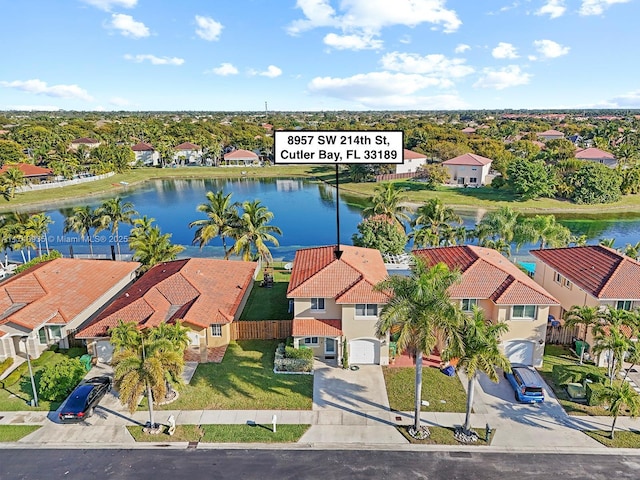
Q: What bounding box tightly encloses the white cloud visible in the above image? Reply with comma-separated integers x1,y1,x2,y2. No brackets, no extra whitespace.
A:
195,15,223,41
211,63,239,76
249,65,283,78
108,13,150,38
350,94,468,109
536,0,566,18
473,65,531,90
605,90,640,108
323,32,383,50
380,52,474,78
124,54,184,65
109,96,132,107
0,79,93,101
288,0,461,35
533,39,570,58
454,43,470,53
399,35,411,44
492,42,519,59
80,0,137,11
579,0,630,16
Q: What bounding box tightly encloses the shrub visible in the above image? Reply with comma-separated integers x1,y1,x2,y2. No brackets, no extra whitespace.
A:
0,357,14,376
552,364,606,386
342,339,349,369
14,250,62,274
490,176,506,189
49,344,59,353
586,382,606,406
38,357,86,402
285,346,313,360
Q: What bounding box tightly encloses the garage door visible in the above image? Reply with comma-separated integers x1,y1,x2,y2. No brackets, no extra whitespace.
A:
504,340,534,365
349,339,379,364
96,340,114,364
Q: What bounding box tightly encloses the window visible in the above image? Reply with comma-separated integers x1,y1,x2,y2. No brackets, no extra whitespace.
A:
49,325,62,340
457,178,465,185
563,279,572,289
469,177,477,184
617,300,633,311
210,324,222,337
554,272,562,284
38,327,47,344
304,337,318,346
512,305,537,319
311,298,325,311
461,299,477,311
355,304,378,317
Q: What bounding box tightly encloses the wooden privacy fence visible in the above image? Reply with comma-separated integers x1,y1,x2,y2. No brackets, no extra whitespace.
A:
231,320,293,340
546,324,581,345
375,172,417,182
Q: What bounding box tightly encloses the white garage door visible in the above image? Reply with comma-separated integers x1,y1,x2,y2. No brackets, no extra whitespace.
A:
188,331,200,348
349,339,379,364
504,340,534,365
96,340,114,364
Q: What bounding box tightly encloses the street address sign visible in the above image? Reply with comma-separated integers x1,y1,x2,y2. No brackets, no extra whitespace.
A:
274,130,404,164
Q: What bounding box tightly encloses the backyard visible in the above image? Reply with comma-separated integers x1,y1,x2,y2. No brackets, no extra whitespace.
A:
240,263,293,321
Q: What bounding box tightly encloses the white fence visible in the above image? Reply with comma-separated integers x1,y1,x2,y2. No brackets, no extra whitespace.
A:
17,172,115,192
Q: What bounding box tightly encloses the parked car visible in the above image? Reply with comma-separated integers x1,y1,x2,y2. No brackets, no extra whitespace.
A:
504,364,545,404
58,376,112,423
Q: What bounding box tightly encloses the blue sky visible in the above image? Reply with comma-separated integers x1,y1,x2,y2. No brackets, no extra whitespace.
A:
0,0,638,111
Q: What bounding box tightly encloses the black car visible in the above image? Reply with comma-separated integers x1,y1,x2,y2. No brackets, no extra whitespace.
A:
58,376,112,423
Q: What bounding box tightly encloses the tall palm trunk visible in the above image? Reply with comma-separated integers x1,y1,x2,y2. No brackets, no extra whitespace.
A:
414,349,423,431
464,374,476,433
610,414,618,439
44,234,50,255
88,236,94,257
115,225,121,259
147,383,156,427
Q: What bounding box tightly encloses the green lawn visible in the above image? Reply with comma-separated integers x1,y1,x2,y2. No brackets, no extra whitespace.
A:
155,340,313,410
0,425,41,442
538,345,610,416
127,424,310,443
240,263,293,320
383,366,467,413
0,347,87,411
397,426,491,445
584,430,640,448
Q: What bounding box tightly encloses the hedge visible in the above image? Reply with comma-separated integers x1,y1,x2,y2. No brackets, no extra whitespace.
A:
552,363,606,386
274,343,313,373
586,382,606,406
0,357,14,377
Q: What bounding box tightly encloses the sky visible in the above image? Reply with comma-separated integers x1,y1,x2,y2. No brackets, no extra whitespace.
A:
0,0,638,112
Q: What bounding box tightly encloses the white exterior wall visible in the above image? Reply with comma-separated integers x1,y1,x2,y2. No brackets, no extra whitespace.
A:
444,163,491,186
395,157,427,174
341,304,389,365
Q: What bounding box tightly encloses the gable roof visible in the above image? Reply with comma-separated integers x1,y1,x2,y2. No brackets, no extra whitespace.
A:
461,127,476,134
71,137,99,144
287,245,390,304
414,245,558,305
403,149,427,160
175,142,201,150
292,318,342,337
0,163,53,177
131,141,155,152
224,149,259,160
0,258,140,331
575,147,615,160
443,153,493,166
76,258,258,338
537,129,564,137
531,246,640,299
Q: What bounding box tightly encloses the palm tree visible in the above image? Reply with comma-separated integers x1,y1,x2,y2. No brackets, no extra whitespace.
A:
596,381,640,439
128,218,184,270
623,342,640,381
362,182,410,229
564,306,603,365
624,242,640,260
147,320,190,353
599,238,617,249
64,206,100,256
231,200,282,264
593,324,630,384
10,214,37,263
476,206,520,244
411,198,462,246
25,213,53,256
109,319,141,351
112,334,184,429
447,306,510,435
515,215,571,250
96,197,138,259
188,190,239,258
374,258,462,433
3,167,25,198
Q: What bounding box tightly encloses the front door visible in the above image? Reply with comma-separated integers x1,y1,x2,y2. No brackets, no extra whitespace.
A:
324,338,336,358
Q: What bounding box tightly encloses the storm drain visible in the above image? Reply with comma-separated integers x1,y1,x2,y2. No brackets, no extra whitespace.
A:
187,441,198,450
449,452,472,458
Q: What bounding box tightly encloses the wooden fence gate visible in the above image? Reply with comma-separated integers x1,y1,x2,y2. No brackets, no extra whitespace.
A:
231,320,293,340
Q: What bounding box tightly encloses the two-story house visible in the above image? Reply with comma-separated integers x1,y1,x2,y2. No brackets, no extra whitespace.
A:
287,245,392,365
414,246,559,367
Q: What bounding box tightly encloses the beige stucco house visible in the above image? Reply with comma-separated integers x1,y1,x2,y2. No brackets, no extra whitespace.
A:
442,153,493,187
414,246,559,367
395,149,428,175
76,258,258,363
287,245,392,366
0,258,140,362
131,141,160,166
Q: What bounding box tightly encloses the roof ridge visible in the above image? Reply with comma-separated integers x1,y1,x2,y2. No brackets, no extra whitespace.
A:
596,251,626,297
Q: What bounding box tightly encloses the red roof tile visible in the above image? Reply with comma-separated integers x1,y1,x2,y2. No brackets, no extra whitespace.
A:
443,153,493,166
287,245,390,305
414,246,558,305
461,127,476,133
0,258,140,331
575,147,615,160
403,149,427,160
0,163,53,177
292,318,342,337
175,142,201,150
71,137,99,144
224,149,259,160
532,246,640,299
77,258,258,338
538,129,564,137
131,142,155,151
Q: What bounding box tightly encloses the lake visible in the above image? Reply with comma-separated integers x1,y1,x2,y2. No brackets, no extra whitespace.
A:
23,178,640,262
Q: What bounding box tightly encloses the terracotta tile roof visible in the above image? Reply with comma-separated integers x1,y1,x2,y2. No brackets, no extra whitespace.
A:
292,318,342,337
575,147,615,160
414,245,558,305
442,153,493,166
131,142,155,151
0,258,140,331
224,149,259,160
538,129,564,137
461,127,476,133
71,137,99,144
287,245,391,305
0,163,53,177
532,246,640,299
403,149,427,160
175,142,201,150
77,258,258,338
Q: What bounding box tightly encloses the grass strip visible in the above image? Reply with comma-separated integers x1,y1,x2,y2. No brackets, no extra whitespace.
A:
0,425,41,442
127,424,310,443
397,425,491,445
